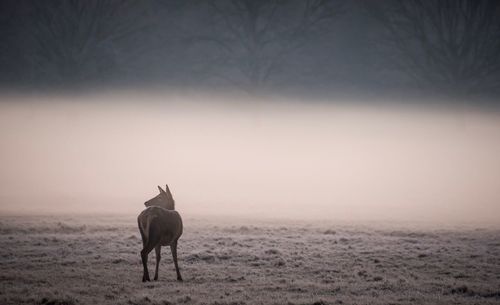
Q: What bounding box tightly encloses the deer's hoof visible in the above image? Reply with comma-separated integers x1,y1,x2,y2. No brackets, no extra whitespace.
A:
177,277,183,282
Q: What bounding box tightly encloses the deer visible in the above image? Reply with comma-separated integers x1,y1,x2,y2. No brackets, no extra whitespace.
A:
137,184,183,282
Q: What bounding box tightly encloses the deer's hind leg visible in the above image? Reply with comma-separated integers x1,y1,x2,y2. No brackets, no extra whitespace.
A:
141,222,162,282
154,245,161,281
139,221,151,282
140,242,155,282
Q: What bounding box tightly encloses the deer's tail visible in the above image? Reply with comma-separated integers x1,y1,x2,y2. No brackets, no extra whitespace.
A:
138,212,157,248
138,217,145,248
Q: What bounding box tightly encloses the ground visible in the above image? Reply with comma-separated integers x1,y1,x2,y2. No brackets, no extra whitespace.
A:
0,215,499,305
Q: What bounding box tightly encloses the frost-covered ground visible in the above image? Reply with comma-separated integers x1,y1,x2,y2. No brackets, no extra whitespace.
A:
0,215,499,305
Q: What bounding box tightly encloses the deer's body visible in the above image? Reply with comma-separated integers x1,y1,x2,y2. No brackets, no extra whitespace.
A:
138,185,183,282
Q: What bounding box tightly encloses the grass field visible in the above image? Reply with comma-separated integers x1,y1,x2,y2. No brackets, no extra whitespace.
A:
0,214,499,305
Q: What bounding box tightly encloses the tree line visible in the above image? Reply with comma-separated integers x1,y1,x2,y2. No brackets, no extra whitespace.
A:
1,0,499,100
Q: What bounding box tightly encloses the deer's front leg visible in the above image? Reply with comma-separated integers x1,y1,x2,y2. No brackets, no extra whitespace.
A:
171,241,183,281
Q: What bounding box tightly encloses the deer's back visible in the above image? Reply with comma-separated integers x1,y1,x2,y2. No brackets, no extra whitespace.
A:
138,206,183,244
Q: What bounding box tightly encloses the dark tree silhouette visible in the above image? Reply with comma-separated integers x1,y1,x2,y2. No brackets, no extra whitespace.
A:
199,0,344,93
0,2,30,86
29,0,150,87
365,0,500,97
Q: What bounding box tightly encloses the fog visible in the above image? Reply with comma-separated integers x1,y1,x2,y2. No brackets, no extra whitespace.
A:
1,93,499,224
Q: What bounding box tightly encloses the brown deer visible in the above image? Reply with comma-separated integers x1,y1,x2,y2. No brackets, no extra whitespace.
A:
137,184,183,282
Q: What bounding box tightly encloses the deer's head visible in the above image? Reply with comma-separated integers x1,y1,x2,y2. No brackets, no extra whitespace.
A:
144,184,175,210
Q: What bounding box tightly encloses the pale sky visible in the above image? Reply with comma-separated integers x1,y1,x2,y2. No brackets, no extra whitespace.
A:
1,93,499,225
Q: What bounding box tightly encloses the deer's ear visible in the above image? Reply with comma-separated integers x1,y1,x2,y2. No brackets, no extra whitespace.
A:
158,185,166,194
165,184,173,198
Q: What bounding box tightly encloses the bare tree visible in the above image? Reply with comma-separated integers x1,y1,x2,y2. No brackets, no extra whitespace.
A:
29,0,150,87
364,0,500,97
197,0,344,93
143,1,208,86
0,2,21,85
